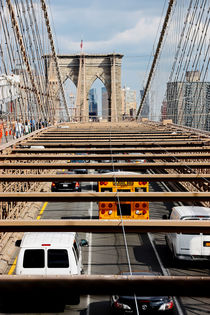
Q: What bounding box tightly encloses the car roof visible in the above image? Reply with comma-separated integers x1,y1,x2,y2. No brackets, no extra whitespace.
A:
121,271,161,276
173,206,210,217
101,171,142,176
20,232,76,248
56,171,75,175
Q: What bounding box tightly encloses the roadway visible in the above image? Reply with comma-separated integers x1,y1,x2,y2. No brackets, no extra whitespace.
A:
3,179,210,314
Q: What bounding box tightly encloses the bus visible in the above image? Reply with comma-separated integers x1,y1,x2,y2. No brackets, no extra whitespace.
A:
98,172,149,220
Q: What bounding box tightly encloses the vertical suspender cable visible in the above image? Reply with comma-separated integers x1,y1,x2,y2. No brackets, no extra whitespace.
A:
108,126,139,315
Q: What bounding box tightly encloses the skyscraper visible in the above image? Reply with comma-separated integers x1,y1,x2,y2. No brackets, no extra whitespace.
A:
121,87,136,118
140,89,149,118
166,71,210,131
89,88,98,119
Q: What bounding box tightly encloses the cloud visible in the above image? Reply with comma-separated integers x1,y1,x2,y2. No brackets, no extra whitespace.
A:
48,0,166,93
57,16,161,54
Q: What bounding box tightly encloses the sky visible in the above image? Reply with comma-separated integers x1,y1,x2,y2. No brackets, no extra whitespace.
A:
48,0,167,108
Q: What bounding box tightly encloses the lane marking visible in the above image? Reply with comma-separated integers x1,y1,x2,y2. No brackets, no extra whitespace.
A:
8,201,48,275
148,233,184,315
37,202,48,218
8,257,17,275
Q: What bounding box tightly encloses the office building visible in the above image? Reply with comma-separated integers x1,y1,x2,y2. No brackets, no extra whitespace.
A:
140,89,150,118
166,71,210,131
121,87,136,118
89,88,98,119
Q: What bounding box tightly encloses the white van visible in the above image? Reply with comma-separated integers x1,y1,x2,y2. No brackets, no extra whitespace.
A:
15,232,88,305
165,206,210,261
16,232,87,276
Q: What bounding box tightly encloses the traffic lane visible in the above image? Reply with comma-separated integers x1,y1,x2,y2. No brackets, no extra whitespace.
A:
153,233,210,315
83,233,161,275
148,183,210,315
81,232,163,315
41,201,98,220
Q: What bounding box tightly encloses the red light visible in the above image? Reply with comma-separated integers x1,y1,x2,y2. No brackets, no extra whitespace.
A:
143,210,147,215
135,203,140,208
139,181,147,185
142,203,147,208
75,182,80,187
52,182,56,187
101,203,106,208
114,301,123,309
108,203,113,208
42,244,51,246
101,209,105,214
100,181,108,185
166,301,174,310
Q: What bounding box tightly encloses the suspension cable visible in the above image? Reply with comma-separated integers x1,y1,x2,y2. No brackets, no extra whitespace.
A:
136,0,176,118
40,0,70,122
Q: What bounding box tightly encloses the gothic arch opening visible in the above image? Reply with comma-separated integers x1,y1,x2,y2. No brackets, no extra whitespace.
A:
88,78,109,122
63,78,77,121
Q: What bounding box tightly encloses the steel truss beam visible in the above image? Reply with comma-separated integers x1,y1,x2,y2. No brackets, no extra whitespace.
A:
11,147,210,153
1,219,210,233
22,140,209,147
0,162,209,169
0,275,209,297
37,133,196,140
40,131,184,135
0,192,209,202
36,135,199,139
1,153,210,160
0,174,209,182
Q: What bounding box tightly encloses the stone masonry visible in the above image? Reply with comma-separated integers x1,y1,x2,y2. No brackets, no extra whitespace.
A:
45,53,123,122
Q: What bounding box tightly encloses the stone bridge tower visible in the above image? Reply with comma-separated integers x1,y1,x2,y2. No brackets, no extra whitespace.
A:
45,53,123,122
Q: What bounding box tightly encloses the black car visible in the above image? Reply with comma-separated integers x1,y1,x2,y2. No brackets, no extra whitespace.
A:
111,272,174,314
68,159,88,174
51,172,81,192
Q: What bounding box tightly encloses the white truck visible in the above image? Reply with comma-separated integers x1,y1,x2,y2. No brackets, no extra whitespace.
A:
165,206,210,261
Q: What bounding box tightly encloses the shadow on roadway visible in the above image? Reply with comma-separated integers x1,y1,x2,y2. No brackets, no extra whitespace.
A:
155,242,210,272
0,301,65,313
80,300,111,315
133,234,163,273
61,216,98,220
